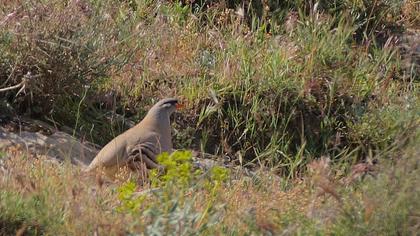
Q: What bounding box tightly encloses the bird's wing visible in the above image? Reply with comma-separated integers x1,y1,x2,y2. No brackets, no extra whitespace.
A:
127,142,163,169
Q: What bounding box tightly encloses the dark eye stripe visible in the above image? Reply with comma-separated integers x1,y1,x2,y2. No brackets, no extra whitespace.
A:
163,101,178,106
161,98,178,106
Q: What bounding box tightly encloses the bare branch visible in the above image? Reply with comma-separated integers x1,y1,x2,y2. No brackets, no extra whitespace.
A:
0,72,41,96
0,80,25,92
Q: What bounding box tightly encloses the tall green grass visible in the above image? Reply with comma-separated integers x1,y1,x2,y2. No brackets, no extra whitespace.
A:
1,0,418,175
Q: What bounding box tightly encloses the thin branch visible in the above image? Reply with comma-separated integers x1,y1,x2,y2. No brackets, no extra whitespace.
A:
0,73,41,96
0,80,25,92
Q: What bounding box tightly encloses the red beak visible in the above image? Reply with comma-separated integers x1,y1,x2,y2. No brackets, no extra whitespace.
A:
175,103,184,109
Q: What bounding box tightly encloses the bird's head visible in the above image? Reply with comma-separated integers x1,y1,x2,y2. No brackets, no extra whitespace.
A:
148,98,182,118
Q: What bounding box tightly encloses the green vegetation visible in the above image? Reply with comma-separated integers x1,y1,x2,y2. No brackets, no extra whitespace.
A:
0,0,419,235
1,146,419,235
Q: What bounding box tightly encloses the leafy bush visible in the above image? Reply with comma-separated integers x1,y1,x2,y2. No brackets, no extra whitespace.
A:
115,150,230,234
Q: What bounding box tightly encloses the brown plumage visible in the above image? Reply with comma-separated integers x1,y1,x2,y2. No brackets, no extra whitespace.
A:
85,98,180,174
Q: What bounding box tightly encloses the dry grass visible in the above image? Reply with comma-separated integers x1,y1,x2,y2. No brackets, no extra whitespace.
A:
1,0,419,234
1,147,315,235
1,141,419,235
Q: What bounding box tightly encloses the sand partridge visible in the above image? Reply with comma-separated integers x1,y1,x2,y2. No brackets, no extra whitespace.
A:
85,98,180,174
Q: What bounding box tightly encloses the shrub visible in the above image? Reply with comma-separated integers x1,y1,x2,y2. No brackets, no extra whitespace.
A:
115,150,230,234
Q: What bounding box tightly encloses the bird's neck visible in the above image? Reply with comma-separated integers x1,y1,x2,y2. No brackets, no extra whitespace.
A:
142,111,172,137
142,111,173,152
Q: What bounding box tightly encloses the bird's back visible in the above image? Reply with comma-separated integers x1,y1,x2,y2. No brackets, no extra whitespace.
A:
85,133,128,171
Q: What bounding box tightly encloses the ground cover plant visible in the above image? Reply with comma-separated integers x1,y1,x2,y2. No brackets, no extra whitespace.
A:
0,0,419,235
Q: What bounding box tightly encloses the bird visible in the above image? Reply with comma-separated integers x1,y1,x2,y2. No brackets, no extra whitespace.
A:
84,98,181,175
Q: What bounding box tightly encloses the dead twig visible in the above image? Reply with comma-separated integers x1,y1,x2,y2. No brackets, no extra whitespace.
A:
0,72,41,99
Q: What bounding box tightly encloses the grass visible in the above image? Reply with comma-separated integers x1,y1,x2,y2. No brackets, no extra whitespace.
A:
0,0,419,234
1,138,419,235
